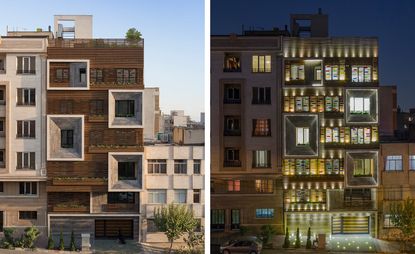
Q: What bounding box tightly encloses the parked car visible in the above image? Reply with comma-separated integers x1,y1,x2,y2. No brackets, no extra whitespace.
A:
220,239,262,254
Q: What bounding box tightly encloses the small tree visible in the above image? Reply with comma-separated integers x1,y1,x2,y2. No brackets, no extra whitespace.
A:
59,231,65,251
47,230,54,250
154,204,198,254
259,224,277,247
390,198,415,251
282,227,290,248
125,28,142,40
69,230,76,251
306,227,312,249
23,226,40,249
294,227,301,248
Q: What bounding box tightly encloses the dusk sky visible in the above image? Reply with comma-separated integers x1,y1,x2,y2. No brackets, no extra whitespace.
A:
212,0,415,111
1,0,204,120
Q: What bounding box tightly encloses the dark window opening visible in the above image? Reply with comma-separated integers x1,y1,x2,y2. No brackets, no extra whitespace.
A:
61,130,74,148
118,162,136,180
108,192,135,204
115,100,135,117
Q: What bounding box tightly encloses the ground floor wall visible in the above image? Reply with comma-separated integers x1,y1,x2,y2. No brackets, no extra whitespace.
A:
0,181,48,246
285,211,377,238
49,215,140,248
211,193,284,237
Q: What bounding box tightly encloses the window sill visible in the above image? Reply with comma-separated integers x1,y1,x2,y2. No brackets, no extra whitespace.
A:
16,137,36,139
16,104,36,107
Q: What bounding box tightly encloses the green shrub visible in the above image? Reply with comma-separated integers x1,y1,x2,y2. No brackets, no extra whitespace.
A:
47,231,54,250
70,230,76,251
282,227,290,248
306,227,312,249
295,228,301,248
23,226,40,249
59,231,65,251
1,228,15,249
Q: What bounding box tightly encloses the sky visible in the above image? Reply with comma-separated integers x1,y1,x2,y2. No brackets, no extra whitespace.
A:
212,0,415,111
0,0,204,120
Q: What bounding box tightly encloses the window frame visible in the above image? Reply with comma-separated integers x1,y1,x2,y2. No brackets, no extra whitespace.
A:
19,182,37,195
255,208,274,219
148,189,167,204
296,127,310,146
252,55,271,73
60,129,74,148
147,159,167,174
385,155,403,171
118,161,137,180
115,100,135,117
174,189,187,203
174,159,187,174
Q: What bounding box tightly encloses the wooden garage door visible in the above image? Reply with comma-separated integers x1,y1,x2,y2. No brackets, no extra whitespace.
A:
95,219,133,239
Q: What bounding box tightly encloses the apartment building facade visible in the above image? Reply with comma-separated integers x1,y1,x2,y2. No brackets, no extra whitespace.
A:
377,142,415,238
282,13,380,237
46,16,144,242
0,32,50,241
142,144,205,242
211,34,284,236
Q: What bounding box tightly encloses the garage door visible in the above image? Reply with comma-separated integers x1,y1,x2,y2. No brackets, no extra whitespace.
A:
95,219,133,239
332,216,369,234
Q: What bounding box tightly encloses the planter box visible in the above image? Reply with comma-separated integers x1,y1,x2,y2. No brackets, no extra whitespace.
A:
53,206,89,212
52,178,107,186
88,115,108,122
88,145,141,153
104,203,137,212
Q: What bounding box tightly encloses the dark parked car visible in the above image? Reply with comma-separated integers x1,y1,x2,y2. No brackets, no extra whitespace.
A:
220,240,262,254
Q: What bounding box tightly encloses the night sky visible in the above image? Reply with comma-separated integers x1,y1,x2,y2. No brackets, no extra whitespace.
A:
211,0,415,111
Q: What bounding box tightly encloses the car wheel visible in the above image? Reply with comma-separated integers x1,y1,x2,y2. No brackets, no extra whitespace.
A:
223,250,230,254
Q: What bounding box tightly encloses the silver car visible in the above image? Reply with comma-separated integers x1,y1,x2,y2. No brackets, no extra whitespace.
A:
220,240,262,254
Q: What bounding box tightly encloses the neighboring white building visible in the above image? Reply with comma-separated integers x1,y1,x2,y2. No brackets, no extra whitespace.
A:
143,87,161,142
141,144,205,243
0,32,50,241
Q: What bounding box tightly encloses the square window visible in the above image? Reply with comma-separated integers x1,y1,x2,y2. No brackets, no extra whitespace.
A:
385,155,402,171
174,189,187,203
115,100,135,117
118,162,136,180
148,189,166,204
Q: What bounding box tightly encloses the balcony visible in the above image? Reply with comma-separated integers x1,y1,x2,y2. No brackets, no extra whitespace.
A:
53,204,89,213
108,90,143,128
102,203,139,213
285,174,344,181
48,39,143,48
223,160,241,167
330,200,376,211
108,152,143,192
224,129,241,136
47,60,89,90
47,115,84,161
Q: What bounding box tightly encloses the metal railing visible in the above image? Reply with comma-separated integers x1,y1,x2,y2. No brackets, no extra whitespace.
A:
48,39,144,48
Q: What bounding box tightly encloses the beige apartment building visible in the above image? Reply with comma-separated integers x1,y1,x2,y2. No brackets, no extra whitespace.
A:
0,30,52,242
211,34,284,236
378,142,415,238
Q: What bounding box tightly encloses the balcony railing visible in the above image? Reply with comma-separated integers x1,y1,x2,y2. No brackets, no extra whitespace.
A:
330,200,376,211
48,39,144,48
103,203,138,213
223,160,241,167
223,98,241,104
224,129,241,136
